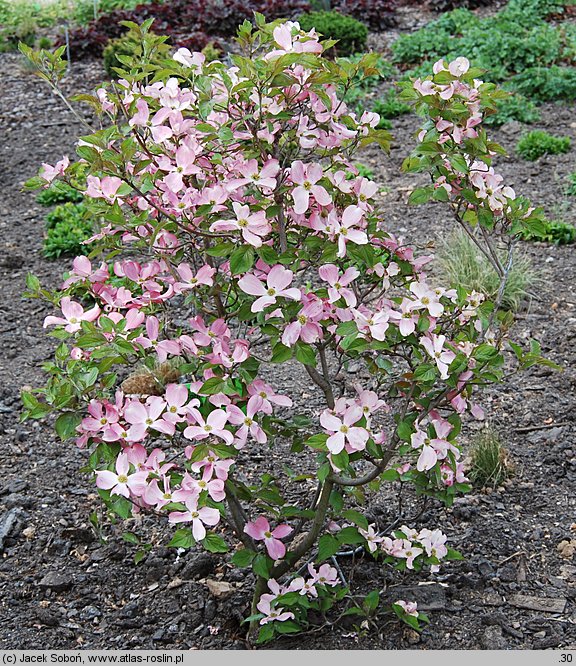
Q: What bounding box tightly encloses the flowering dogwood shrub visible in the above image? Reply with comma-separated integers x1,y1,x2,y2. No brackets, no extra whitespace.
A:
21,18,552,643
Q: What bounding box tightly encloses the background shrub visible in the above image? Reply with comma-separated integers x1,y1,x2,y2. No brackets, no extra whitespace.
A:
516,130,571,161
36,181,84,207
391,0,576,107
44,203,93,259
518,218,576,244
297,10,368,55
62,0,312,58
333,0,396,30
102,22,171,77
483,93,541,127
508,66,576,102
371,87,410,119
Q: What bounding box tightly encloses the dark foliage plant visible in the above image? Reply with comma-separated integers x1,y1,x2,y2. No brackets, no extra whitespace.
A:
62,0,311,58
333,0,397,30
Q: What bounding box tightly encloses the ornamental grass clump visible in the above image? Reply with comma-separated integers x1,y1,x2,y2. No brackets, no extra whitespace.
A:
468,427,512,488
437,229,537,312
21,21,555,643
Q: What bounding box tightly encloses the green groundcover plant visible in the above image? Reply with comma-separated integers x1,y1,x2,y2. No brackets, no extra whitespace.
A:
516,130,571,161
21,20,555,643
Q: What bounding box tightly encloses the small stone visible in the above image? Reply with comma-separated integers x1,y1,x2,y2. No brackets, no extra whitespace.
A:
205,579,234,599
181,553,216,580
498,563,517,582
38,572,73,592
481,625,507,650
35,608,60,627
79,606,101,621
478,559,495,577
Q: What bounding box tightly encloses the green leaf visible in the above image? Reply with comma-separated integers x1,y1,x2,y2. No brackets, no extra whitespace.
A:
270,342,292,363
408,186,433,205
396,419,414,442
55,412,82,441
342,509,369,531
295,342,316,367
231,548,256,568
257,622,275,643
168,528,194,549
306,433,328,449
122,532,139,545
134,549,148,564
363,590,380,613
336,526,364,546
109,495,132,520
206,242,234,257
274,620,301,634
473,343,498,363
229,245,255,275
317,534,340,562
330,449,349,471
202,533,228,553
25,273,40,292
414,364,437,382
252,553,270,578
199,377,225,395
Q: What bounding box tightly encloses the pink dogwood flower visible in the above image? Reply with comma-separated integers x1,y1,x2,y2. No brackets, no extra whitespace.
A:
256,595,295,625
418,528,448,560
281,296,324,347
39,156,69,183
409,281,444,317
124,397,175,440
332,206,368,258
135,316,181,363
226,395,267,447
320,404,369,454
244,516,292,560
394,600,419,617
43,297,100,333
318,264,359,306
290,160,332,214
184,408,233,445
168,496,221,541
359,524,384,553
354,308,390,341
173,263,215,293
183,469,226,502
238,265,301,312
163,383,196,424
247,379,293,414
85,175,123,203
210,202,271,247
96,452,148,498
190,450,234,481
420,334,455,380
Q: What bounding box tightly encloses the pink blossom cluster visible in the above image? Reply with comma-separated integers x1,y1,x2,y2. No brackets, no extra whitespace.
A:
359,524,448,572
414,58,482,146
319,388,387,457
256,563,339,625
413,57,516,216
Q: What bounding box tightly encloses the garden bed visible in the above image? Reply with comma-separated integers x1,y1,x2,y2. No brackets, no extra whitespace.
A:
1,10,576,650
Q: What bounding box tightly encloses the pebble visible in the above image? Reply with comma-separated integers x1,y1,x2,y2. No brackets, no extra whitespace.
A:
38,572,73,592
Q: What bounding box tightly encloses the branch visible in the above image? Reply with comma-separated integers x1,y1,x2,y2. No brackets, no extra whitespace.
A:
305,363,335,410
